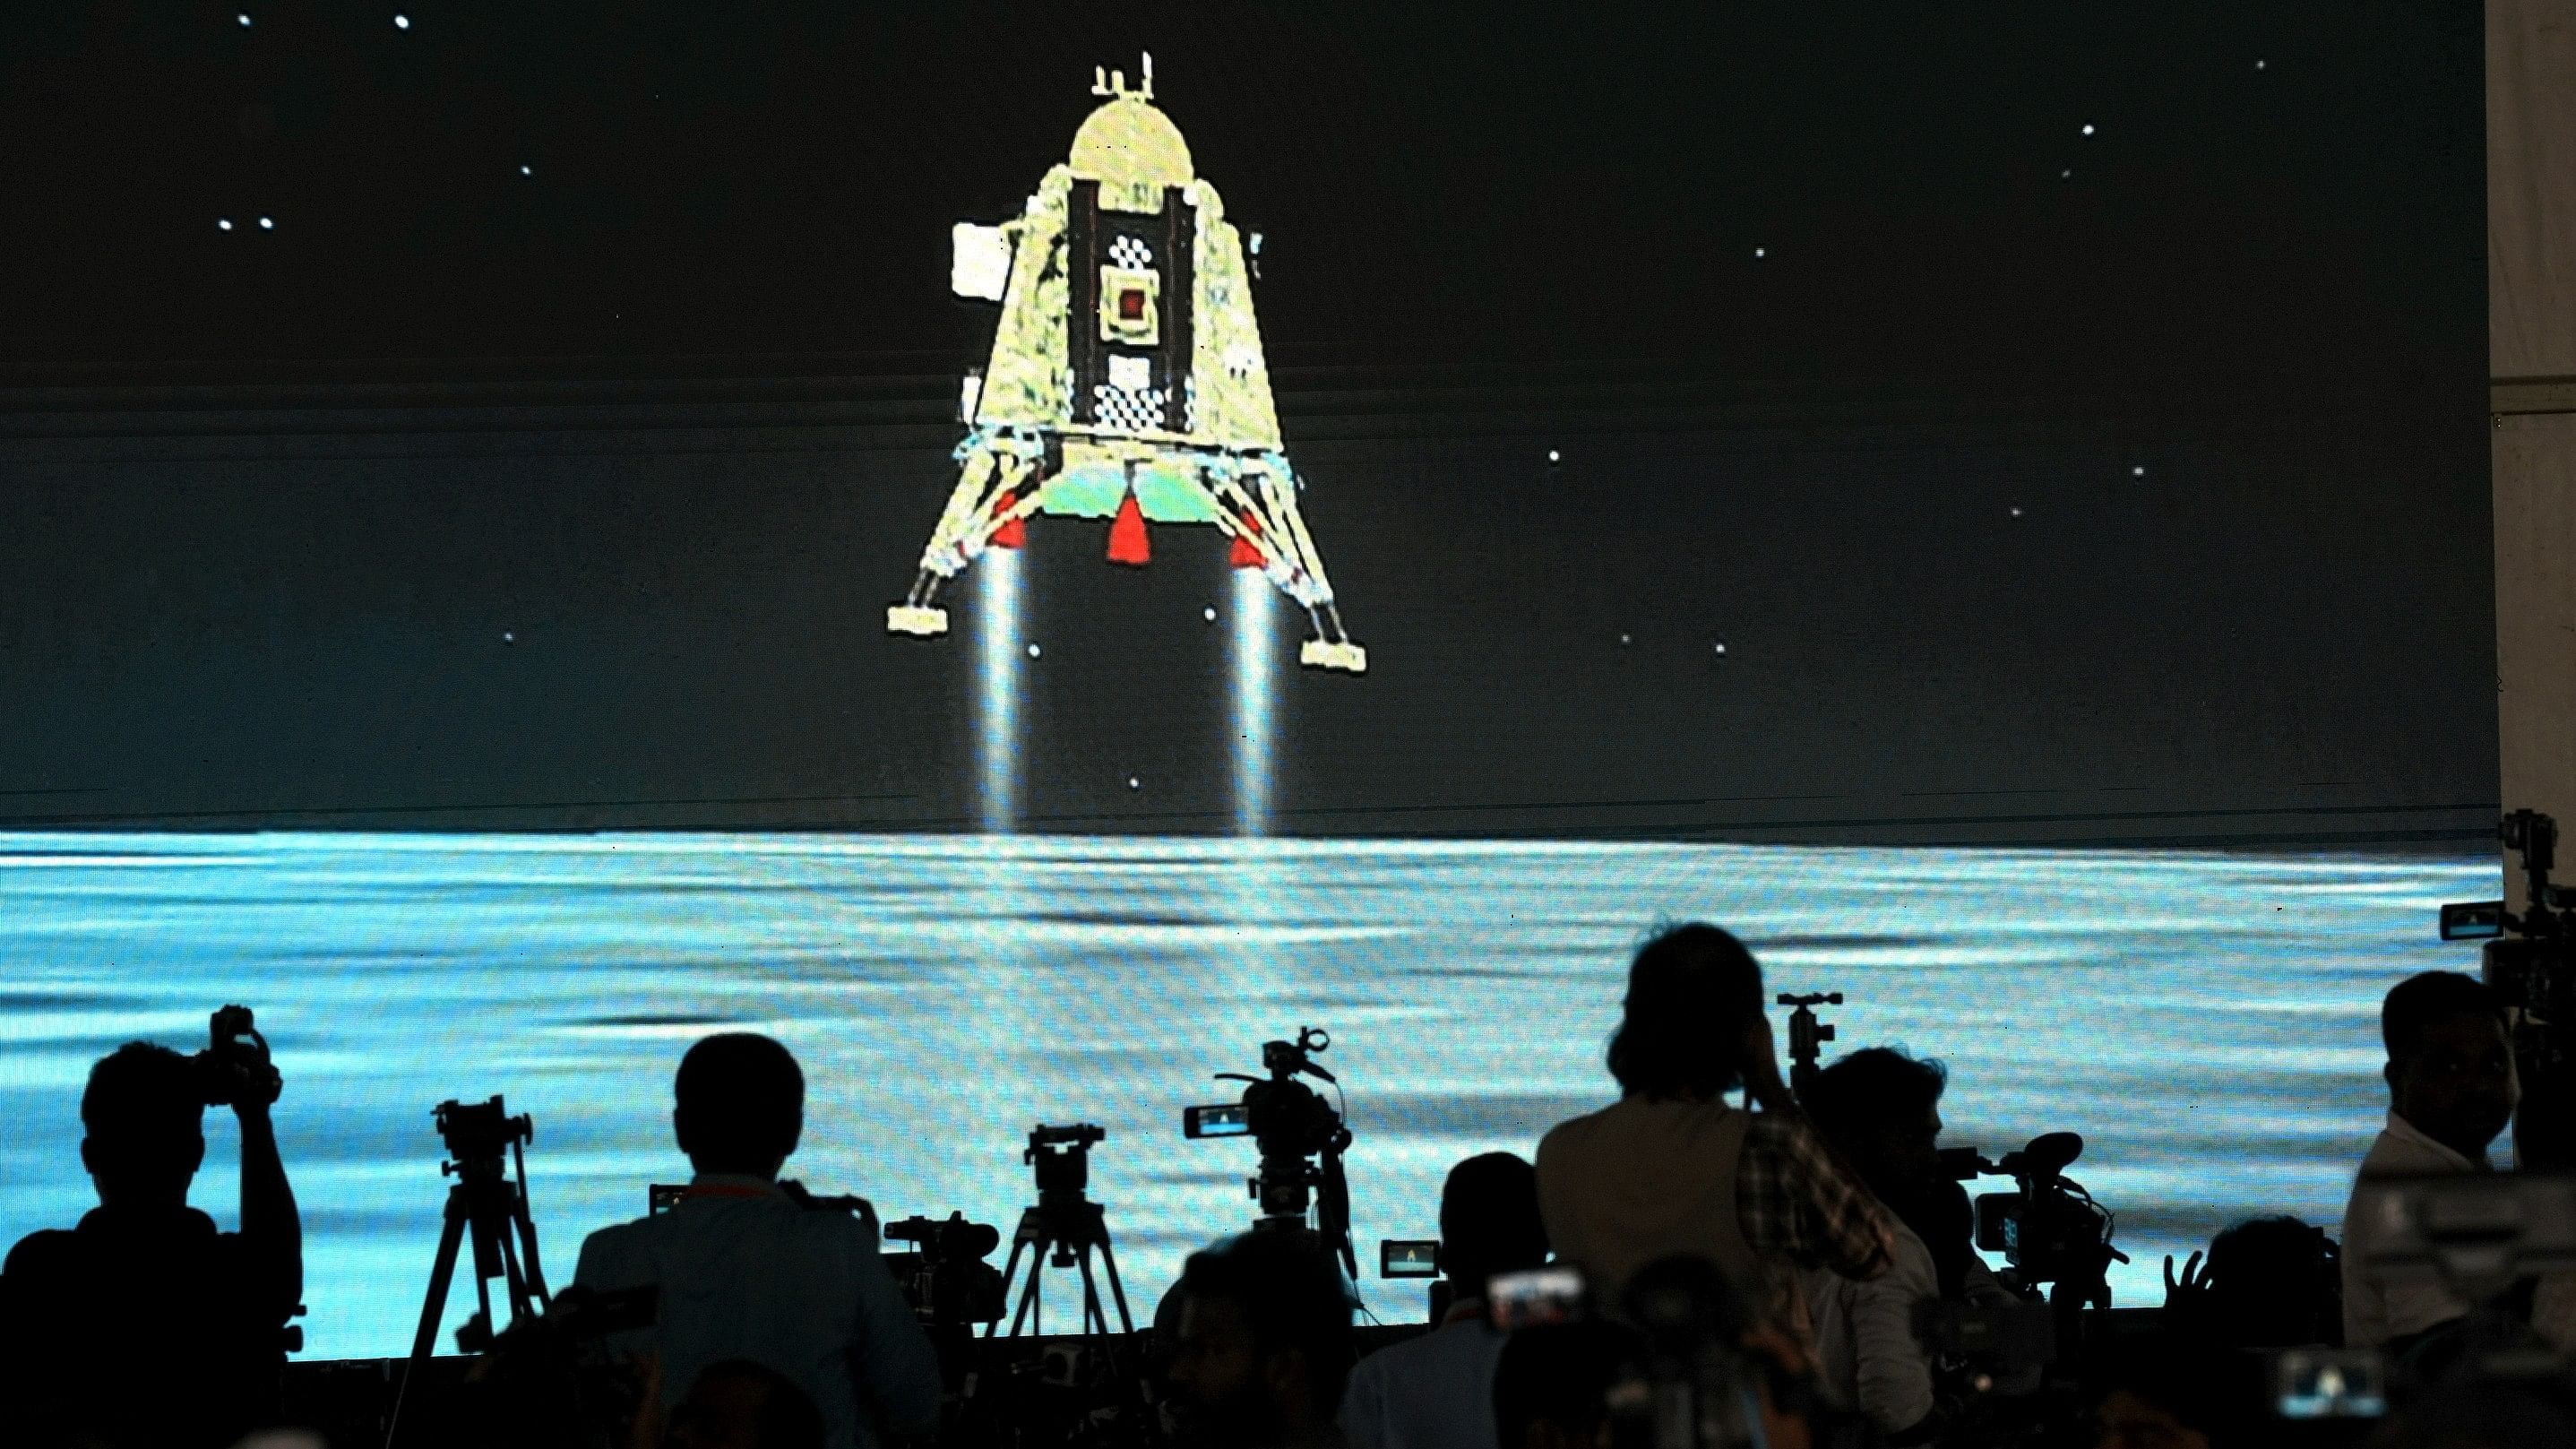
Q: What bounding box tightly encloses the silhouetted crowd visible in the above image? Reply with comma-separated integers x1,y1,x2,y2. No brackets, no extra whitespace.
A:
4,921,2572,1449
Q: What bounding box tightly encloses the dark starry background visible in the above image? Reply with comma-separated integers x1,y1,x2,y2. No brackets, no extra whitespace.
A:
0,4,2495,842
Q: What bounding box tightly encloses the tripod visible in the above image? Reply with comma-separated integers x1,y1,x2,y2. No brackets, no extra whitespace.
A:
384,1097,552,1448
992,1125,1134,1338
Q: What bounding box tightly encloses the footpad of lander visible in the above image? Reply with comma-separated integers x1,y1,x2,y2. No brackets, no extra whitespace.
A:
887,605,951,638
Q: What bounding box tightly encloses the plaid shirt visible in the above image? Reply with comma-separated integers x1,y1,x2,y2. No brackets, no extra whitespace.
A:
1738,1111,1898,1280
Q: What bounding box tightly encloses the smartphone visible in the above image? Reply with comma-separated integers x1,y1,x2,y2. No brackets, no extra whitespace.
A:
1487,1265,1586,1330
2274,1349,2388,1419
1184,1102,1251,1137
1381,1239,1440,1278
649,1183,686,1215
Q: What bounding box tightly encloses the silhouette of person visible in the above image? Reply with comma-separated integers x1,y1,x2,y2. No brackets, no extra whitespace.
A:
2341,971,2517,1350
1341,1152,1548,1449
1535,924,1894,1347
1166,1230,1358,1449
574,1033,939,1449
666,1359,828,1449
0,1037,303,1449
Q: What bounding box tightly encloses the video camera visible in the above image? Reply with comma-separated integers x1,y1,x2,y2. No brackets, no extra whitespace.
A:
883,1212,1008,1328
194,1004,282,1108
2442,809,2576,1162
1185,1025,1357,1278
1945,1133,2126,1306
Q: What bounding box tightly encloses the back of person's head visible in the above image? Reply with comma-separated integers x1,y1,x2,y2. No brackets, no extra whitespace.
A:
2383,971,2505,1066
1440,1152,1548,1298
1494,1321,1641,1449
1606,923,1765,1100
1172,1230,1357,1428
666,1359,825,1449
79,1041,206,1202
674,1033,804,1177
1800,1047,1946,1179
2201,1216,2339,1349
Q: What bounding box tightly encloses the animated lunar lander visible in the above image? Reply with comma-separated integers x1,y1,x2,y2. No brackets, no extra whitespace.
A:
887,56,1366,675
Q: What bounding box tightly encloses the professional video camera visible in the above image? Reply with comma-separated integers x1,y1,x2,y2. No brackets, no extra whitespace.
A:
194,1004,282,1108
1945,1133,2126,1307
884,1211,1008,1329
2443,808,2576,1162
1184,1025,1357,1279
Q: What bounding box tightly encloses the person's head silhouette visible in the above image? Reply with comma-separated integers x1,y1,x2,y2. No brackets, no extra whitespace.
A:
81,1042,206,1210
1607,923,1767,1102
675,1033,805,1179
1437,1151,1548,1306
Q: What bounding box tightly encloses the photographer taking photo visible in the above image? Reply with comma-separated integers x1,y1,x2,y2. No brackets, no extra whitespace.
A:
1535,924,1895,1349
0,1010,304,1449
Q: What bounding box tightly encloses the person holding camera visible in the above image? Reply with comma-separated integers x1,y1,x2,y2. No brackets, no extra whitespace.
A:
2340,970,2517,1351
1535,924,1895,1348
1793,1047,1951,1438
0,1015,304,1449
573,1032,939,1449
1340,1152,1549,1449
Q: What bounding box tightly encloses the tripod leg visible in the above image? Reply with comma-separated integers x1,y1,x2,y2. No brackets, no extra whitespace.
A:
987,1235,1032,1340
1075,1246,1110,1339
1008,1233,1051,1338
386,1191,470,1449
1094,1238,1138,1336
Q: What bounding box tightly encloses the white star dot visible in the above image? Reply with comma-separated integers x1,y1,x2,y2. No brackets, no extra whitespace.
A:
1712,642,1728,657
519,165,533,177
2255,59,2268,71
1127,776,1141,790
1619,634,1632,646
1026,643,1040,659
218,219,234,231
1546,449,1562,464
502,631,514,643
1203,607,1218,622
2011,506,2024,518
2132,465,2146,478
393,13,410,28
1753,246,1766,258
2061,168,2073,180
2081,124,2096,136
237,13,252,24
258,216,273,229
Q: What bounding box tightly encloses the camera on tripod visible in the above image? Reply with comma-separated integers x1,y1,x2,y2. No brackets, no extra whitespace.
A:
194,1005,282,1108
1184,1025,1357,1278
1028,1123,1107,1197
1946,1133,2126,1305
2442,809,2576,1162
883,1212,1008,1329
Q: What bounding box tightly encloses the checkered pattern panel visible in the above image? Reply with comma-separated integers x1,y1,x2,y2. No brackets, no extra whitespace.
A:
1107,235,1154,270
1090,383,1167,432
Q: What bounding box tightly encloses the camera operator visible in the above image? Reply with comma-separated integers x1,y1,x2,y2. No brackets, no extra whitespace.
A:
1166,1229,1358,1449
573,1033,938,1449
1794,1047,1956,1439
1341,1152,1549,1449
1536,924,1896,1347
2340,971,2517,1351
0,1031,303,1449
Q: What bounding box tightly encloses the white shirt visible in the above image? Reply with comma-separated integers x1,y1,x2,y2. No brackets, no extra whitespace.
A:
1802,1221,1937,1435
2340,1110,2487,1349
1339,1303,1506,1449
574,1175,942,1449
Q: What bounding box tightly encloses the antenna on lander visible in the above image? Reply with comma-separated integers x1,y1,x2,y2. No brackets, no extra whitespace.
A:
1091,53,1155,101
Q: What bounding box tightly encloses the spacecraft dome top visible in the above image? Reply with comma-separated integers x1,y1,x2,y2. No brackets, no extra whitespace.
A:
1068,94,1194,189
